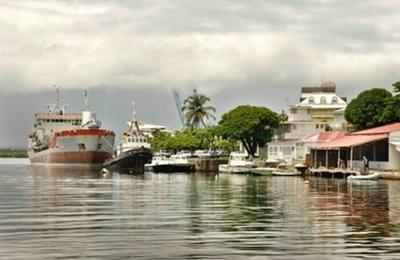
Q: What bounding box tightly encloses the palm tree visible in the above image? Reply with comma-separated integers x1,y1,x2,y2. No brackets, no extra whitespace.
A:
182,89,216,128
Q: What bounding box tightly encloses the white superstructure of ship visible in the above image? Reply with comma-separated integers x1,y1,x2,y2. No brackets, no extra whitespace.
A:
28,87,115,167
103,102,152,171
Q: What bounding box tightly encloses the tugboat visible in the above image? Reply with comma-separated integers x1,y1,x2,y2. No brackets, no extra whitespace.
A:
103,103,153,172
28,87,115,167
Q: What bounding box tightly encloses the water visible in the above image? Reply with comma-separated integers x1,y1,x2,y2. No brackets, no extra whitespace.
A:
1,160,400,259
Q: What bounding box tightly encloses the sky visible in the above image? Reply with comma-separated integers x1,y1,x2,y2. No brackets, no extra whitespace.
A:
1,0,400,148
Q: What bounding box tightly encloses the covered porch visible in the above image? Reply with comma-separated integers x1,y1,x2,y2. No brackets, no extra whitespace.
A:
310,134,389,171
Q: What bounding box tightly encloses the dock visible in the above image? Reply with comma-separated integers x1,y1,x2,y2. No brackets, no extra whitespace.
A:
309,168,360,178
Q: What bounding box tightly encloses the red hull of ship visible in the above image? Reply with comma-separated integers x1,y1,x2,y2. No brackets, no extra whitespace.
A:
29,150,112,165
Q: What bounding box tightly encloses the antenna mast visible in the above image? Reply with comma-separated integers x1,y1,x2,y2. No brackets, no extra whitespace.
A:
131,102,137,122
54,85,61,109
84,90,89,110
128,102,140,133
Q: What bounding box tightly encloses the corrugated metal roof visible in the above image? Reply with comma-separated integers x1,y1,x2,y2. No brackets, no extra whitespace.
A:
301,131,346,143
310,123,400,150
313,134,387,149
353,123,400,135
318,131,346,142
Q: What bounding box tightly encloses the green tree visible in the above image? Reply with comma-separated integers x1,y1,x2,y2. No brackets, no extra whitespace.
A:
150,128,217,152
217,105,280,157
381,95,400,126
214,139,238,154
393,81,400,93
344,88,393,131
182,89,216,128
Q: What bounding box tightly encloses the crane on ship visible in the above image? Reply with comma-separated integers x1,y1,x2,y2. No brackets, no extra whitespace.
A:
172,90,186,127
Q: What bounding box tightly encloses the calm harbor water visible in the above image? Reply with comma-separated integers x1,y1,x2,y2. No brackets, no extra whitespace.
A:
1,159,400,259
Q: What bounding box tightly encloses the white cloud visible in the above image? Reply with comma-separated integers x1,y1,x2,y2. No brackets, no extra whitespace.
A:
0,0,400,94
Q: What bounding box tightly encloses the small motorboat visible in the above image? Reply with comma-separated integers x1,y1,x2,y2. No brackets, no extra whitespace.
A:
218,152,256,174
294,163,308,175
272,171,301,176
347,172,379,180
145,154,195,173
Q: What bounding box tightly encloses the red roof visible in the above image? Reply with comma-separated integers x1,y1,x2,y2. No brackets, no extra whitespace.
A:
317,131,346,142
302,131,346,143
314,134,387,149
352,122,400,135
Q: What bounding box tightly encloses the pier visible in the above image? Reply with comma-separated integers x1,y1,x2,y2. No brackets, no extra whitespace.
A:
309,167,360,178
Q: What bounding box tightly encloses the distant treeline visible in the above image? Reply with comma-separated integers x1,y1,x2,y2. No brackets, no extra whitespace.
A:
0,149,28,158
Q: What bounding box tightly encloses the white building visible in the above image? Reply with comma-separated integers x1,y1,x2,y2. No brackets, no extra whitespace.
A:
267,81,348,164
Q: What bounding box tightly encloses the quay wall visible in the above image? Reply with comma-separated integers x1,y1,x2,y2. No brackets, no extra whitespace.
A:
188,158,228,172
376,171,400,180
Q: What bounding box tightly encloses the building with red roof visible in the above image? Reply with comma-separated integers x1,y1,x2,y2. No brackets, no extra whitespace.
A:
310,123,400,171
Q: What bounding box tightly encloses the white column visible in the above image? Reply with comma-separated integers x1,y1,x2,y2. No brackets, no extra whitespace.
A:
350,146,353,169
314,150,317,168
338,149,341,168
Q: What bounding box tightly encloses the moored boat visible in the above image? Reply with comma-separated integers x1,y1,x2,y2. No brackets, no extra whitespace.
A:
28,88,115,167
347,172,379,180
218,152,256,173
145,154,195,173
272,171,301,176
103,102,152,172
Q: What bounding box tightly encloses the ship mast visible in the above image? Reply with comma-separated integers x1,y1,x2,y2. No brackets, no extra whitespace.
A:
47,85,65,115
84,90,89,111
128,102,140,134
54,85,60,110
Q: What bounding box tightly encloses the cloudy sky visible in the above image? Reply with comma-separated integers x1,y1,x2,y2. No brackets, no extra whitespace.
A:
1,0,400,148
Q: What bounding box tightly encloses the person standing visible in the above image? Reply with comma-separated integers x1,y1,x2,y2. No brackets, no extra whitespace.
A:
362,156,369,173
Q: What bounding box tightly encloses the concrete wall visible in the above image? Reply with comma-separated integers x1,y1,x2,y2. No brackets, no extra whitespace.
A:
283,123,324,140
351,160,390,170
189,158,228,172
389,144,400,170
267,142,296,165
288,107,311,122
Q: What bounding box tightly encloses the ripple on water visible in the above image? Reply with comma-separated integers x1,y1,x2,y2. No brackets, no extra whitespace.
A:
0,164,400,259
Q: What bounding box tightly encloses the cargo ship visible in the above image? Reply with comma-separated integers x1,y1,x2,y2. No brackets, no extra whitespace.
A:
28,87,115,167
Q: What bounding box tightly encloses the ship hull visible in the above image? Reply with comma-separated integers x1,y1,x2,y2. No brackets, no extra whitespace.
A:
149,164,195,173
28,150,112,167
28,129,115,167
103,147,153,173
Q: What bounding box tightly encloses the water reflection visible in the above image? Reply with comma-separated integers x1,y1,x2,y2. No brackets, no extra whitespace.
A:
1,164,400,259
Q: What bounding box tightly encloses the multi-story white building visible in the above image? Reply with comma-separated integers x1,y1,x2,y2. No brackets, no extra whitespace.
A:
267,81,348,164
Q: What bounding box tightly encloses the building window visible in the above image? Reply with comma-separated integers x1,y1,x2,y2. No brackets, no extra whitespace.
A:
332,97,338,103
320,97,326,104
269,146,278,157
97,143,103,150
309,97,314,104
78,143,86,152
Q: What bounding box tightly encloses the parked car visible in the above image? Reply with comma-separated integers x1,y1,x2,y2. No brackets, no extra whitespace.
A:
177,150,192,157
194,150,210,158
155,150,172,157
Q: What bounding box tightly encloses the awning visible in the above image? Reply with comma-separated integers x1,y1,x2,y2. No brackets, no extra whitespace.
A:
312,134,388,149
